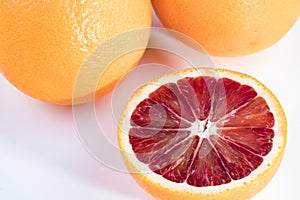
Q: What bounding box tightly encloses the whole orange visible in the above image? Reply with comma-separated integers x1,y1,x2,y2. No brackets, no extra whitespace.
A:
152,0,300,56
0,0,151,105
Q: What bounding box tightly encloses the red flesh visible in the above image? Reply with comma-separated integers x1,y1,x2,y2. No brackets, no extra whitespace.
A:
129,76,274,187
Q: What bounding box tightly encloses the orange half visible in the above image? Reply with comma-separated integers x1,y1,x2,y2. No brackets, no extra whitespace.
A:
118,68,287,200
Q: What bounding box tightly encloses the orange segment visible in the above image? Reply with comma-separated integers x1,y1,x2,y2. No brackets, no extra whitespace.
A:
217,128,274,156
118,68,287,200
218,97,275,128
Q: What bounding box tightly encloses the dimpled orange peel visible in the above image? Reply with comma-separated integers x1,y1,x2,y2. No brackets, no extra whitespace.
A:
152,0,300,56
0,0,151,105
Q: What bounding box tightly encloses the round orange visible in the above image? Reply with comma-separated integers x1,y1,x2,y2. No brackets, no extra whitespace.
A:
152,0,300,56
0,0,151,105
118,68,287,199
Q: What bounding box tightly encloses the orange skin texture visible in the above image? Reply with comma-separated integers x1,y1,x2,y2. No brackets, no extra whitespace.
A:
118,68,287,200
152,0,300,56
0,0,151,105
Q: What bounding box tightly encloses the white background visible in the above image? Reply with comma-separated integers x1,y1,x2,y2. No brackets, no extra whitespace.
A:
1,11,300,200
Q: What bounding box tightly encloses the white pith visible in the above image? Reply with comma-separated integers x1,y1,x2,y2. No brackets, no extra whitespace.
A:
118,68,286,194
188,119,216,138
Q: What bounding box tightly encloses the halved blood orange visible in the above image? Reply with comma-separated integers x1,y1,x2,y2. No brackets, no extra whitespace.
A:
118,68,287,200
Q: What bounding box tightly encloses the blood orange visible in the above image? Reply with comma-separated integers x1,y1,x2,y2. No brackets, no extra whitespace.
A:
118,68,287,200
0,0,151,105
152,0,300,56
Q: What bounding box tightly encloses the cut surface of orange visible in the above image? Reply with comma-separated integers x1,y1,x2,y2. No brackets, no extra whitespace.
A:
118,68,287,200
